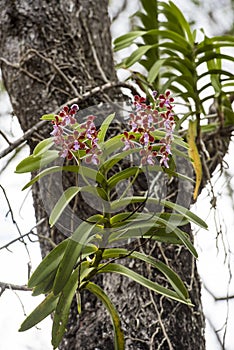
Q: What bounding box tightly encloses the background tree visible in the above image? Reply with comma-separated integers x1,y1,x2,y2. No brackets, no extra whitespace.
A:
0,0,233,349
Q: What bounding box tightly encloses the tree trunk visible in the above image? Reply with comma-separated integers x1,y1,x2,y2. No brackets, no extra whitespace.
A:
0,1,206,349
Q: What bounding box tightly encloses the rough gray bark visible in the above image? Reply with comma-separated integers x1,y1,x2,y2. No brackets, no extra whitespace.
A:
0,1,207,349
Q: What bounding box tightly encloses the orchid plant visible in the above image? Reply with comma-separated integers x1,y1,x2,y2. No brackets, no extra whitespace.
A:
16,91,207,350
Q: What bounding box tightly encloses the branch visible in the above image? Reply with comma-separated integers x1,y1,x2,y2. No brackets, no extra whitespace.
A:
0,217,57,251
0,129,12,145
0,81,137,159
206,316,223,350
0,183,31,253
203,282,234,301
0,281,32,293
0,119,47,158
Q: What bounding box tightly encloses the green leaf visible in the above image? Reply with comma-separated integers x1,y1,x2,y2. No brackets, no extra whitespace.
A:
28,239,97,291
141,0,158,19
109,211,197,257
32,270,57,296
19,292,59,332
144,229,182,244
148,58,166,83
52,270,79,348
125,45,155,67
159,41,191,56
197,52,234,67
164,57,194,78
198,69,233,81
52,222,96,295
40,113,56,121
15,150,59,173
22,166,62,190
172,226,198,257
161,199,208,229
110,212,188,229
98,113,115,143
52,261,95,348
80,185,108,202
33,138,54,156
111,197,208,230
102,249,188,300
85,282,124,350
107,166,142,190
49,186,81,227
98,263,191,304
102,248,130,259
101,147,139,173
155,217,198,258
113,31,146,51
168,1,193,43
147,29,192,51
133,252,188,299
28,239,68,288
109,225,185,245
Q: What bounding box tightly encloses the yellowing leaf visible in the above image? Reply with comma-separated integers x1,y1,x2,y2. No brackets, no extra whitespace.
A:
187,120,202,200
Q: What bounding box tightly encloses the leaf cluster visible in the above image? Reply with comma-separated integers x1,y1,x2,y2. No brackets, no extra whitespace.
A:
114,0,234,127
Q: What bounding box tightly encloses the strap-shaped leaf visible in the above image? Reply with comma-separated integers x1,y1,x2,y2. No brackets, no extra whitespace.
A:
85,282,125,350
198,69,233,81
28,239,97,291
114,30,146,51
15,150,59,173
109,212,197,257
147,29,192,50
28,239,68,288
101,148,140,173
32,269,57,296
107,166,142,190
132,252,188,299
161,56,195,78
33,138,54,156
109,224,186,245
97,263,192,305
141,0,158,19
52,272,77,349
148,58,167,83
22,164,106,190
196,41,234,55
164,1,194,43
52,263,94,349
159,41,191,55
102,249,188,300
111,212,188,228
52,222,96,295
197,52,234,67
187,120,202,200
19,292,59,332
143,228,182,244
110,197,208,230
49,186,81,227
125,45,155,68
22,165,64,190
40,113,56,121
98,113,115,142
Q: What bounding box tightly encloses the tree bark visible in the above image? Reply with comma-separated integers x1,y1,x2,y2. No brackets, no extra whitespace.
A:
0,1,207,349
